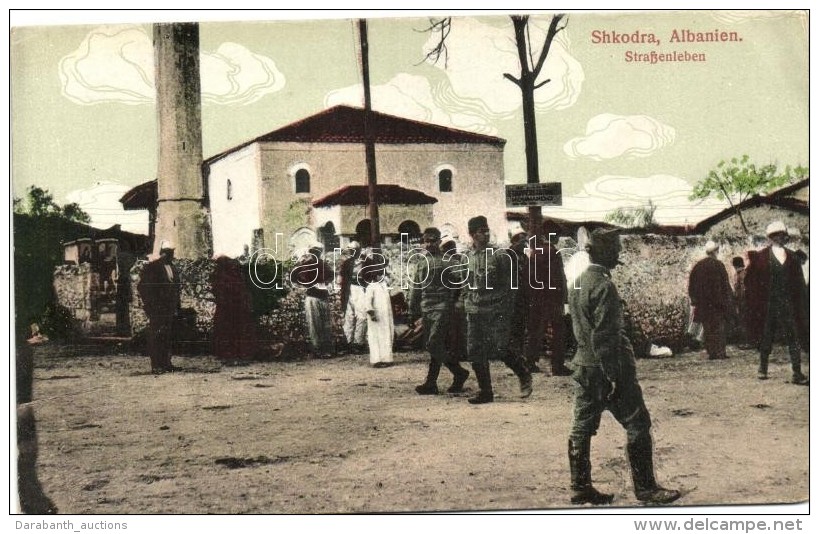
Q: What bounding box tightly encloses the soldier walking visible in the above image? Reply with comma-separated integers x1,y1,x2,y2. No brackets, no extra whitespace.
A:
567,227,680,505
409,227,470,395
459,216,533,404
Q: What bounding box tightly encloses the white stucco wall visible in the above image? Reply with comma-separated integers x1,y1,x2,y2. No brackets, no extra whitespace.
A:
207,145,262,257
254,141,506,257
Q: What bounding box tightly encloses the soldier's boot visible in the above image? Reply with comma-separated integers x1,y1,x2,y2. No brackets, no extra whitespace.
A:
790,355,809,385
791,360,808,386
444,362,469,393
468,363,494,404
757,353,769,380
568,437,613,505
415,359,441,395
503,353,533,398
627,434,681,505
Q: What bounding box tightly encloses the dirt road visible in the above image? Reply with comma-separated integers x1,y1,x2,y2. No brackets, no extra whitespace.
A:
24,342,808,514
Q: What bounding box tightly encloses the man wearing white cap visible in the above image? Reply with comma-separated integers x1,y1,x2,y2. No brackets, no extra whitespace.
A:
137,240,181,374
744,221,809,384
687,240,734,360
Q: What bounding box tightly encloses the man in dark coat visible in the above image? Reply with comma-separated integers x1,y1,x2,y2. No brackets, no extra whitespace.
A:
211,255,258,364
137,240,181,374
567,227,680,506
524,225,572,376
744,221,809,384
687,240,734,360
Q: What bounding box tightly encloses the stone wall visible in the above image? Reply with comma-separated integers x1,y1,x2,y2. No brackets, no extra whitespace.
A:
53,264,93,325
611,234,707,355
123,217,810,359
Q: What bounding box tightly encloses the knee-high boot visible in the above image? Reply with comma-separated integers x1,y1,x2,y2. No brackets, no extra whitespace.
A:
789,349,808,384
627,433,681,504
758,352,769,380
416,359,442,394
568,437,613,505
502,352,533,398
468,362,494,404
444,362,469,393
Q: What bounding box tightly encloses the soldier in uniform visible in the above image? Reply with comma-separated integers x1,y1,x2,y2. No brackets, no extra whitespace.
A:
459,216,532,404
409,227,470,394
567,227,680,505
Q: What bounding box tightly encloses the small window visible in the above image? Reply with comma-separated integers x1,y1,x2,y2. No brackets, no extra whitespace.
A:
226,179,233,201
438,169,453,192
295,169,311,194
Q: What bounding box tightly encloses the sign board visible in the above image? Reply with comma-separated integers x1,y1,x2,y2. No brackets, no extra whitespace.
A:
505,183,562,207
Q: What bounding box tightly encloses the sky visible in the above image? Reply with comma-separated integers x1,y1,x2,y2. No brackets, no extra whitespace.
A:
9,9,809,234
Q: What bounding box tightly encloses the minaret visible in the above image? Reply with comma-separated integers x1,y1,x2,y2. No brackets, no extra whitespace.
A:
152,22,211,259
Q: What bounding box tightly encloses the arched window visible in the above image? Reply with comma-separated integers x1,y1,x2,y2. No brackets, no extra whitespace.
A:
295,169,311,194
226,179,233,201
438,168,453,192
398,220,421,240
355,219,372,246
319,221,339,251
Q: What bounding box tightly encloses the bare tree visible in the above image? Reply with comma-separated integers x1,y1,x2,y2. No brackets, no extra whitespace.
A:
424,14,568,240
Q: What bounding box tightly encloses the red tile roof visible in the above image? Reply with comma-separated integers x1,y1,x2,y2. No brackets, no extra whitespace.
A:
206,105,505,165
313,185,438,207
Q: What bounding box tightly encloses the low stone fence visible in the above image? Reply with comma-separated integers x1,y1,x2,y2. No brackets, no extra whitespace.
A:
70,229,799,360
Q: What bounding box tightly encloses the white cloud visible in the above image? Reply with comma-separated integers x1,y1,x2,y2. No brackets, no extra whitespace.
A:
325,73,498,135
59,25,286,106
422,16,584,121
563,114,676,160
65,181,149,235
527,174,727,226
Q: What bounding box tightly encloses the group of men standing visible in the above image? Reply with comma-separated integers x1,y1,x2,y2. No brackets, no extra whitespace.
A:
408,216,575,405
404,216,681,505
135,215,809,507
687,220,809,385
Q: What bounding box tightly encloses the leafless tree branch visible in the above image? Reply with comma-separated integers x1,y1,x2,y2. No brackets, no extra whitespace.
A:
503,72,522,86
418,17,452,68
532,14,566,79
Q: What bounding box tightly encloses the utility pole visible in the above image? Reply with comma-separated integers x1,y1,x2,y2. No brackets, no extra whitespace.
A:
358,18,380,248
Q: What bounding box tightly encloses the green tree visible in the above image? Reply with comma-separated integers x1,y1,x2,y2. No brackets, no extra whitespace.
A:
14,185,91,223
605,199,658,229
689,155,808,234
13,186,92,340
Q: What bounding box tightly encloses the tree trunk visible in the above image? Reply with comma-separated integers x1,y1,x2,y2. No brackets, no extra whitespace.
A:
511,17,543,240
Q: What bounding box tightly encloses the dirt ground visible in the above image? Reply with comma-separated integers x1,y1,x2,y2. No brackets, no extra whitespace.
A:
22,341,809,514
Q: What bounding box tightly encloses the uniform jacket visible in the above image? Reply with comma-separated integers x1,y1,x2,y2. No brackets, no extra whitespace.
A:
744,246,809,345
408,250,458,316
568,264,635,380
458,245,513,314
